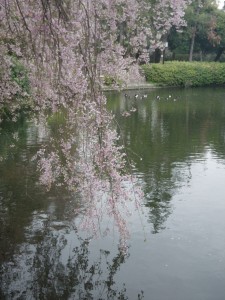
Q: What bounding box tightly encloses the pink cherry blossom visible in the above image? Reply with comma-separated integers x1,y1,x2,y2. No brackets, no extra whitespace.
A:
0,0,190,245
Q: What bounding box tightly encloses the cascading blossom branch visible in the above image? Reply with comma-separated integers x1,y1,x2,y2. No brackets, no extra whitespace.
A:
150,0,192,48
0,0,189,244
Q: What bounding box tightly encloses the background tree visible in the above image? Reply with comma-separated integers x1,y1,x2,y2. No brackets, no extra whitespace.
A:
212,8,225,60
187,0,220,61
168,0,225,61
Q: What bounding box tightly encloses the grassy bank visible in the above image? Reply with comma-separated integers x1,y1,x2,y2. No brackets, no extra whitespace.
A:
142,61,225,87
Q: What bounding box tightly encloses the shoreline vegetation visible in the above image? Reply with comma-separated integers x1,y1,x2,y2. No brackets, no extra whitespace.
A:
2,61,225,120
103,61,225,91
141,61,225,88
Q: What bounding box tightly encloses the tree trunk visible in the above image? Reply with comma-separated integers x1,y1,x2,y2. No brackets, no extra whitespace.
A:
189,28,196,62
172,52,176,60
154,48,161,63
214,47,225,62
189,0,201,62
199,50,203,61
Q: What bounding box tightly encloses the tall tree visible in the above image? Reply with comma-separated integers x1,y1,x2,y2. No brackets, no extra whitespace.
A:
212,8,225,60
145,0,192,62
168,0,222,61
188,0,220,61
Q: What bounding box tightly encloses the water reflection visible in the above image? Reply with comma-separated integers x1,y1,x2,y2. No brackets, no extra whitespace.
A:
1,87,225,299
0,118,74,266
0,116,142,299
107,87,225,233
1,214,134,299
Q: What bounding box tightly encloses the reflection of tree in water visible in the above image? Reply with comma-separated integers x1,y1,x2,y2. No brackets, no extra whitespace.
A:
33,236,127,299
0,116,77,265
109,88,225,234
145,189,172,234
0,116,144,299
142,163,176,234
0,219,143,300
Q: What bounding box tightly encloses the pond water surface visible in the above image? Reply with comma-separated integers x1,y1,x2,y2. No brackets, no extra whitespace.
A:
0,87,225,300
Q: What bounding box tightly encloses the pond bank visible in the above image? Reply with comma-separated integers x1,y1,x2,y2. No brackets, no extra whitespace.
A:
104,60,225,91
103,82,167,92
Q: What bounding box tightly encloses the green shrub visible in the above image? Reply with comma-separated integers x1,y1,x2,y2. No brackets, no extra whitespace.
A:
0,57,32,121
104,75,116,86
103,75,123,87
142,62,225,87
11,57,30,94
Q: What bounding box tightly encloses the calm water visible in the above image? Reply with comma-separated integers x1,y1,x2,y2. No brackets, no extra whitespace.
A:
0,87,225,299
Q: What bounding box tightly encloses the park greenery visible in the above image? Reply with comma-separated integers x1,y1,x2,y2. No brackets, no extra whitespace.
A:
1,0,225,245
167,0,225,62
142,61,225,86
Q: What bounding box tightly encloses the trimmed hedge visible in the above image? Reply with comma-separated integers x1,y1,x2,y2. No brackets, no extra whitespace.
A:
142,61,225,87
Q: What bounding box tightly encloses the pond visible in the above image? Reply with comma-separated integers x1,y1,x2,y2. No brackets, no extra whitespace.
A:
0,87,225,300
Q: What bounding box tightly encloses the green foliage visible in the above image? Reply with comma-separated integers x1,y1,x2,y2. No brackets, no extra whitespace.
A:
11,57,30,94
47,111,66,127
142,61,225,87
165,51,225,62
215,9,225,48
103,75,123,87
104,75,117,86
0,57,31,121
168,1,225,60
168,26,190,54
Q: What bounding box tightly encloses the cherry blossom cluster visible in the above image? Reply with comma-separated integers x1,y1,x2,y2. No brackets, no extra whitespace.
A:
0,0,190,243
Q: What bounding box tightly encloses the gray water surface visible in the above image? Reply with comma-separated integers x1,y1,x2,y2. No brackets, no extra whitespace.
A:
0,87,225,299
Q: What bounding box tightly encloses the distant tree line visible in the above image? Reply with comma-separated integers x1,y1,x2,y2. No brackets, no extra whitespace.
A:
148,1,225,63
167,0,225,62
